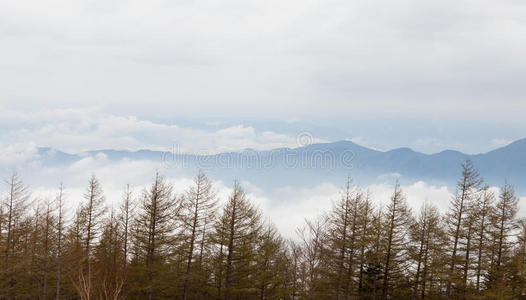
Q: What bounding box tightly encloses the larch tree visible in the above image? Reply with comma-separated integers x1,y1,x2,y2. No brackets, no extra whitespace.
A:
509,218,526,297
408,202,440,299
36,197,57,300
82,174,107,255
119,184,134,299
417,203,446,299
180,171,217,300
361,207,384,299
56,183,65,300
472,186,495,294
486,181,519,296
357,190,375,295
253,223,292,300
381,183,411,300
295,217,328,299
131,172,178,300
73,174,107,300
326,178,363,300
213,182,264,300
1,171,31,298
94,210,126,300
445,160,482,298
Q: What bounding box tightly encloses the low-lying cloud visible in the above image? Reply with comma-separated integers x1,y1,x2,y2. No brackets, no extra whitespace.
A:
7,154,513,239
0,108,326,162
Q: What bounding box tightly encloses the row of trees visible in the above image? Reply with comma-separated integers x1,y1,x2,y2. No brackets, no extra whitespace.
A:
0,160,525,299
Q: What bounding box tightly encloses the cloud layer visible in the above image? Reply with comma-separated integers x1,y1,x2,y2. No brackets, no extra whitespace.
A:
2,0,526,121
8,151,520,239
0,108,328,163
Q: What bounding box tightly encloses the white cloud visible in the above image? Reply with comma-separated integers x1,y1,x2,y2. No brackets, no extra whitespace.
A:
0,142,38,165
412,138,445,151
350,137,382,150
247,181,457,239
490,138,514,148
0,108,325,156
366,181,453,213
6,153,526,240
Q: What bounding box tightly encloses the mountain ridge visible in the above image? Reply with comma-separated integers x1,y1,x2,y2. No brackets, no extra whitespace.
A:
33,138,526,193
37,137,526,158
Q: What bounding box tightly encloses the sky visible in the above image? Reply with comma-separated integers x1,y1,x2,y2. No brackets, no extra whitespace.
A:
1,0,526,155
2,0,526,236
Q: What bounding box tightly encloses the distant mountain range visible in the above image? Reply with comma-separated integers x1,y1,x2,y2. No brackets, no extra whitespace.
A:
35,138,526,194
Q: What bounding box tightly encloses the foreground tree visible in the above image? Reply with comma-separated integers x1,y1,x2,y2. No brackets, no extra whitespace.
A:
2,162,526,300
71,174,107,299
472,186,495,294
445,160,482,298
129,173,178,299
119,184,134,298
326,178,363,300
213,182,263,300
485,182,519,297
56,183,66,300
1,171,31,298
509,218,526,297
408,202,445,299
180,171,217,300
381,183,411,299
93,211,126,299
294,217,328,299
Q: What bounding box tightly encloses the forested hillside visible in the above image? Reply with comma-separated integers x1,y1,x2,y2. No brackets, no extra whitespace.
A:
1,160,525,299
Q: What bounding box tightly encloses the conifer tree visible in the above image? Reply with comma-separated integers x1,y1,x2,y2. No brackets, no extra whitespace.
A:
295,217,328,299
472,187,494,293
509,218,526,297
180,171,217,300
82,174,107,255
361,207,384,299
357,190,375,295
445,160,482,298
1,171,31,298
326,178,363,299
254,223,291,300
486,182,519,296
131,172,178,300
214,182,262,300
408,202,443,299
94,210,126,299
36,198,57,299
381,183,411,300
56,183,65,300
72,174,107,299
119,184,134,298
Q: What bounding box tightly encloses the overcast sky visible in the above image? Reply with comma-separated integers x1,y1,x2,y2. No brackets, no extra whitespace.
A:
3,0,526,236
2,0,526,154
